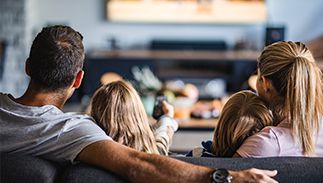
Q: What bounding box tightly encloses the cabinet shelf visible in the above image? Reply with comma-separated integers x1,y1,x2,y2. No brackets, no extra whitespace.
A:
90,49,260,62
82,49,258,97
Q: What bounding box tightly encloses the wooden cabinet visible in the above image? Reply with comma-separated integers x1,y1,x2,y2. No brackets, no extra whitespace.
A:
82,49,259,99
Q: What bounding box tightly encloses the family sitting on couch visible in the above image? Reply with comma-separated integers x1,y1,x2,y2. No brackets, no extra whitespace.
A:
1,25,322,183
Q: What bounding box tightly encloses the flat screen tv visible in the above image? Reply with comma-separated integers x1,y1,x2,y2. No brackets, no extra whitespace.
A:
106,0,266,24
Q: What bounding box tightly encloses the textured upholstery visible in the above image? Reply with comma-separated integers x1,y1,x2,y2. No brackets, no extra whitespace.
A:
0,153,63,183
176,157,323,183
62,163,126,183
1,153,323,183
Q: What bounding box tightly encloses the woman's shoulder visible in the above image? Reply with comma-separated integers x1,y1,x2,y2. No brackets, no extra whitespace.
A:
249,127,281,145
261,120,292,138
249,120,294,148
236,126,281,157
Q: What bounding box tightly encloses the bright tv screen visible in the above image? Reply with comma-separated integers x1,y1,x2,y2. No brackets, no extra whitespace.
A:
106,0,266,24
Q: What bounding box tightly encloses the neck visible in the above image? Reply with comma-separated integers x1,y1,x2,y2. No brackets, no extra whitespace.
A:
14,82,69,109
269,97,286,125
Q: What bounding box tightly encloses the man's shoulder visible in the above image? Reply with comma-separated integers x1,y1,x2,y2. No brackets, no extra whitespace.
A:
62,112,95,122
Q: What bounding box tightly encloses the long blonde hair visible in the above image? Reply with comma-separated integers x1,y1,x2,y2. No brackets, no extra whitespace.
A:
258,41,323,155
90,80,159,154
211,90,273,157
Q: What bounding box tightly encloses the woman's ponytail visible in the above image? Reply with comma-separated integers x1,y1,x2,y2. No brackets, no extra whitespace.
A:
286,57,320,155
258,41,323,155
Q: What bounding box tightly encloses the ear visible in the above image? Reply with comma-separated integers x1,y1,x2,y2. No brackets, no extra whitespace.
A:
72,70,84,89
261,76,273,93
25,58,31,76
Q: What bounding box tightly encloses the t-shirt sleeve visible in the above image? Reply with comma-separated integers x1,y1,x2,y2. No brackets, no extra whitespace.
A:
236,127,280,158
154,116,178,155
43,116,112,163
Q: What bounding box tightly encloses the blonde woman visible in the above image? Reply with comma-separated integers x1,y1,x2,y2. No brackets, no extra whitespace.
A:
186,90,273,157
90,80,178,155
237,41,323,157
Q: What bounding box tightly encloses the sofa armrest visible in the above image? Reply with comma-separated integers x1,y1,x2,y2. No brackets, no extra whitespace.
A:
0,153,62,183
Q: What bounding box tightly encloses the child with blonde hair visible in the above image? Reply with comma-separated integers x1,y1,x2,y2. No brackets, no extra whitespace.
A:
187,90,273,157
90,80,178,155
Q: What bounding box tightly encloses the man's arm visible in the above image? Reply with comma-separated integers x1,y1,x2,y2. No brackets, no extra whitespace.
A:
77,140,278,183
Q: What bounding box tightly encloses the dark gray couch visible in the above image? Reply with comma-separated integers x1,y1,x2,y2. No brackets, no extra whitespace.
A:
1,153,323,183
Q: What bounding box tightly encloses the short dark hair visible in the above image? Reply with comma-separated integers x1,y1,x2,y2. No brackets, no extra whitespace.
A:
28,25,84,91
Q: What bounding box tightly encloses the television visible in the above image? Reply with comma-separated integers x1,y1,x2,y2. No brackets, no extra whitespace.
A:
106,0,266,24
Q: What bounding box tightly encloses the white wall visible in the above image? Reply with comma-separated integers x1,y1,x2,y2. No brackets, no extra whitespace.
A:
26,0,323,51
267,0,323,42
0,0,29,96
27,0,258,50
1,0,322,95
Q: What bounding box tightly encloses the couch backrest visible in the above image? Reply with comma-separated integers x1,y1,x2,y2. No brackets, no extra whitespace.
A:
1,153,63,183
2,153,323,183
176,156,323,183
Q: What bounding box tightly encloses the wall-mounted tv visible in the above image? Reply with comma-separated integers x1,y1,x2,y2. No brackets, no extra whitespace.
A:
106,0,266,24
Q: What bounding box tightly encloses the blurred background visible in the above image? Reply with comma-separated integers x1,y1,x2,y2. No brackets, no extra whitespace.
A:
1,0,323,152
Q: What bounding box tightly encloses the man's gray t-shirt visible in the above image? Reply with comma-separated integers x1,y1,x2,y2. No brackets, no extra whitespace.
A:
0,93,111,163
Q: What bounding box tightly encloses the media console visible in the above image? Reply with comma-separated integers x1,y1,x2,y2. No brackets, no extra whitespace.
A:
81,49,259,99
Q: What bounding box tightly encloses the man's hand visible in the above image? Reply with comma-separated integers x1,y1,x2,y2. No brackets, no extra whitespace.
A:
230,168,278,183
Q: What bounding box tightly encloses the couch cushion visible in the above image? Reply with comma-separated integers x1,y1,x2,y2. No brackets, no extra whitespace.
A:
0,153,62,183
61,157,323,183
175,157,323,183
2,153,323,183
61,163,127,183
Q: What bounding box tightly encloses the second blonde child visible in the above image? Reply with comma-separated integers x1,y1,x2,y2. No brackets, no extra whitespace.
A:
187,90,273,157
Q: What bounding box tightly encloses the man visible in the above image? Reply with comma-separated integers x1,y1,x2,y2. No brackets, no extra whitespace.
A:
0,25,278,183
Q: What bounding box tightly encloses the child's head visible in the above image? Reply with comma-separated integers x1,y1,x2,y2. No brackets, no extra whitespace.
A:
211,90,273,157
90,80,159,154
